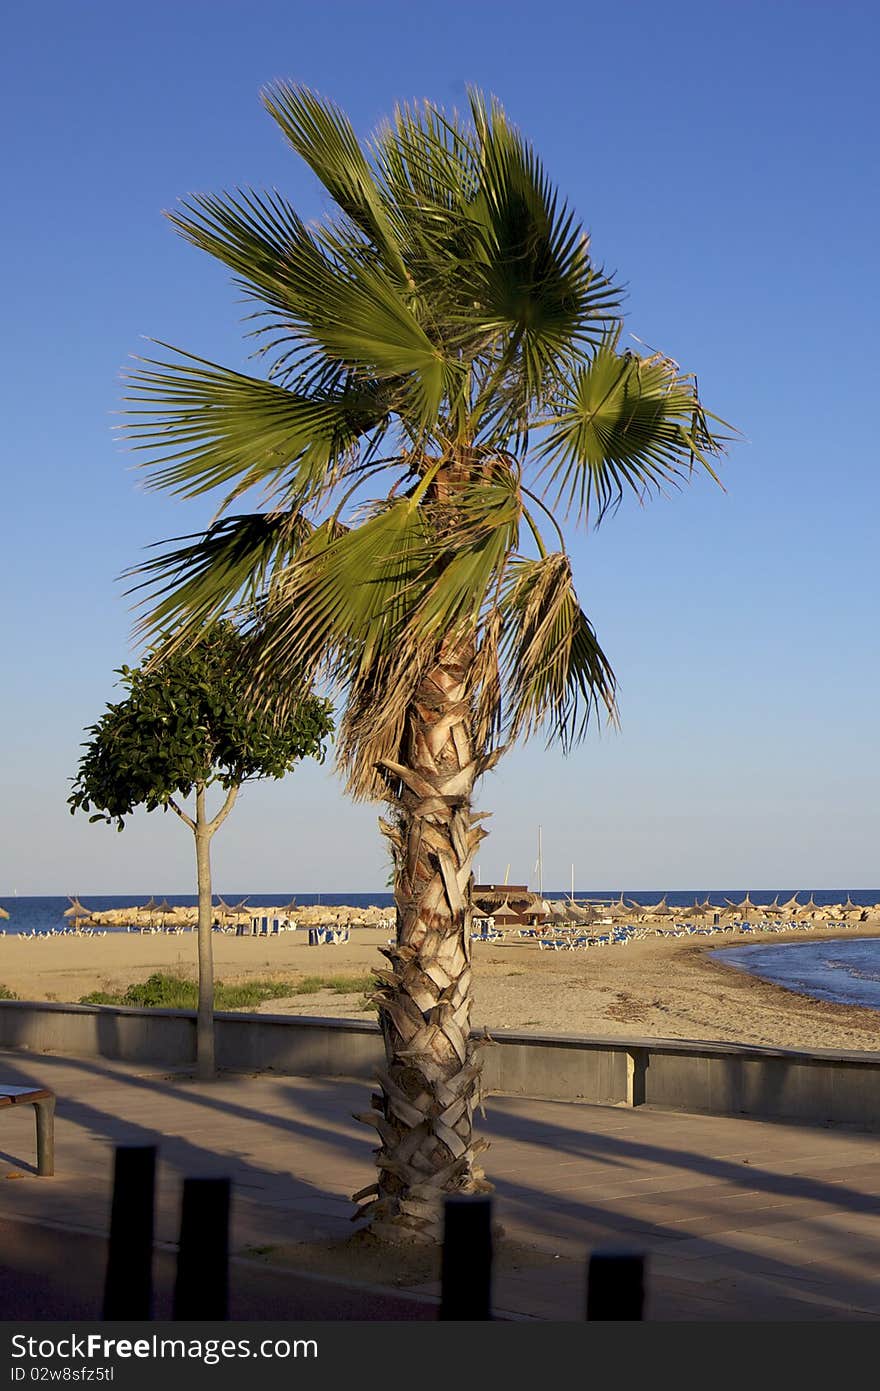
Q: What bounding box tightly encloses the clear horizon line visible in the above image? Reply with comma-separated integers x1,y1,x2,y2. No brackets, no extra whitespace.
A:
7,885,880,899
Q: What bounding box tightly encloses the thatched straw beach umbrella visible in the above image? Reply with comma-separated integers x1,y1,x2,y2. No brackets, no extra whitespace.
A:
64,896,93,928
640,895,673,919
756,896,782,916
213,896,250,928
724,893,757,918
796,894,821,917
566,902,596,926
0,906,9,921
154,898,176,929
605,896,639,923
679,898,710,921
137,896,160,927
486,903,522,926
213,893,239,915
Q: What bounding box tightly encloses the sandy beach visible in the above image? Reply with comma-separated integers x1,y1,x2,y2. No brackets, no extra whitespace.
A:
2,919,880,1052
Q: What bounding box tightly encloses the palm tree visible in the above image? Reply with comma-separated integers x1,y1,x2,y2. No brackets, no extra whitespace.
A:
125,86,730,1242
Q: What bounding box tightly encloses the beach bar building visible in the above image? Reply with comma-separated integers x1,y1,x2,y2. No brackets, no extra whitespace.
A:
472,884,544,927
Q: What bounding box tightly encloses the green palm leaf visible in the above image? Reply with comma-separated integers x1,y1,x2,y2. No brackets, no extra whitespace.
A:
464,92,620,395
125,348,390,505
255,501,434,684
408,465,522,639
537,340,728,522
167,190,451,426
168,187,321,324
129,512,313,640
374,102,479,219
261,82,409,283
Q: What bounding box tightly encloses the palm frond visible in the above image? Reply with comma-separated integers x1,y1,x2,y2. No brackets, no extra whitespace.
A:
300,251,450,424
261,82,408,283
168,187,449,424
409,462,522,639
127,512,314,644
463,91,621,404
498,552,617,748
167,187,322,322
337,640,436,802
124,347,390,506
471,604,504,752
252,501,434,690
374,102,479,218
536,341,729,523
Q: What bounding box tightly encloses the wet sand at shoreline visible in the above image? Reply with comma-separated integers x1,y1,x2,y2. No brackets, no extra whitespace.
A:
2,920,880,1052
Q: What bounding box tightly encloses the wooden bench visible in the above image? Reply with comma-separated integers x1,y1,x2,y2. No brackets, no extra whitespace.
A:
0,1087,55,1175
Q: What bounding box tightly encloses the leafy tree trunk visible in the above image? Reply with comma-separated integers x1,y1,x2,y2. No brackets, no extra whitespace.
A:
358,637,493,1243
194,784,216,1081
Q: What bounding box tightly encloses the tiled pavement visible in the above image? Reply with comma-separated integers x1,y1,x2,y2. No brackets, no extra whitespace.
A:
1,1049,879,1320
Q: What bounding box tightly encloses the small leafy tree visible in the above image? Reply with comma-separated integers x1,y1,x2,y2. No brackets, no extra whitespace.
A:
69,620,334,1078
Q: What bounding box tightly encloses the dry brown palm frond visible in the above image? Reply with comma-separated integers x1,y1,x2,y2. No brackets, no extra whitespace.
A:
500,552,618,748
338,639,437,801
471,605,503,753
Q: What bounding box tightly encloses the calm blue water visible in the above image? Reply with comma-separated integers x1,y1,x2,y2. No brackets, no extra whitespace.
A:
1,891,878,937
715,938,880,1011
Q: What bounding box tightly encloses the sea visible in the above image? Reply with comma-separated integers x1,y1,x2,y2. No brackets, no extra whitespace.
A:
3,891,880,1013
714,938,880,1012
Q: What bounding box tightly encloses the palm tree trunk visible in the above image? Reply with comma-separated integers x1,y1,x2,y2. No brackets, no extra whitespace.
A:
194,784,215,1081
356,636,492,1243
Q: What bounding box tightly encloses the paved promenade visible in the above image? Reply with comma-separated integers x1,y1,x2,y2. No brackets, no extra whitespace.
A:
0,1049,879,1319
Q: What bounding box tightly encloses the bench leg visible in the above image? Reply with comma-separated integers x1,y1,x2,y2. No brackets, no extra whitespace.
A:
34,1098,55,1176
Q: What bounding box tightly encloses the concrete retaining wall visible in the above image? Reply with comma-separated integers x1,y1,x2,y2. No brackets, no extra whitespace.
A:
2,1000,879,1131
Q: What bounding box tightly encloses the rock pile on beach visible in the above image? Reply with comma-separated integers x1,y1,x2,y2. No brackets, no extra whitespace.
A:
87,903,394,929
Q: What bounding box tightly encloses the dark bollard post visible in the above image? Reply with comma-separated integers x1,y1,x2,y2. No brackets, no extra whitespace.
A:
440,1195,493,1320
34,1097,55,1176
586,1250,645,1320
173,1176,231,1320
103,1145,157,1319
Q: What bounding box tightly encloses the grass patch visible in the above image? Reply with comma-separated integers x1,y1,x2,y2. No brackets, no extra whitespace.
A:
79,972,378,1010
294,974,375,996
0,984,18,1000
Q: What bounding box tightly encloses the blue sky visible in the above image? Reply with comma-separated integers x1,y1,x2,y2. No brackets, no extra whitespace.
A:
2,0,878,894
